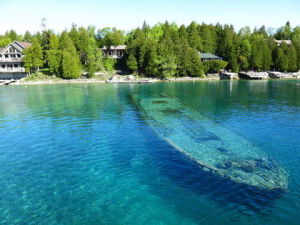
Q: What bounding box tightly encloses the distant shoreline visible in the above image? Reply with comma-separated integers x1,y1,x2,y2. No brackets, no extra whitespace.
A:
2,74,300,86
12,79,107,86
8,76,221,86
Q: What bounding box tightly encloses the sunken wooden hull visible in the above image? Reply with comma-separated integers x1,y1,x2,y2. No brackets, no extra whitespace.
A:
132,94,288,192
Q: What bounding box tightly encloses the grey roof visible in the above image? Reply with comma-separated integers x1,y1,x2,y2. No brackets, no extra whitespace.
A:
200,53,221,59
103,45,127,50
0,41,32,54
274,40,292,45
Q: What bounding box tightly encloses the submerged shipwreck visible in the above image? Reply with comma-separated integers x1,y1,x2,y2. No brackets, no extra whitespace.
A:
132,94,288,192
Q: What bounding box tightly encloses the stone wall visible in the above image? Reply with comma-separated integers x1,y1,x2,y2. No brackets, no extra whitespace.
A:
0,73,27,80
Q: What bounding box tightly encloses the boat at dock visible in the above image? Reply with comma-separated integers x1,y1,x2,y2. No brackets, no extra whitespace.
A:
132,94,288,192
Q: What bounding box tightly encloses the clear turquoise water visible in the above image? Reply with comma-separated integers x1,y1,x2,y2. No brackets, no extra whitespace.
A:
0,80,299,225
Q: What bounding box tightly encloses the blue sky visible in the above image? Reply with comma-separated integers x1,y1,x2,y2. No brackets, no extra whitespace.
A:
1,0,299,34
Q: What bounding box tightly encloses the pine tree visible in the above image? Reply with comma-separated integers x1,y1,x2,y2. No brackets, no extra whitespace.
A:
187,21,202,51
23,31,33,42
274,45,288,72
47,34,61,75
292,27,300,70
86,48,102,77
261,41,272,71
7,30,18,41
59,32,81,79
287,45,298,72
238,39,251,70
201,25,217,53
23,38,43,74
126,54,138,73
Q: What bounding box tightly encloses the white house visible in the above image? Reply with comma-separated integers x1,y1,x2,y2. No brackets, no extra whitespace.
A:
0,41,32,79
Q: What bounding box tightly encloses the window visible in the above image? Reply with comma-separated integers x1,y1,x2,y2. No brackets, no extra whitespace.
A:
17,54,21,57
14,64,18,68
5,55,9,58
1,65,5,69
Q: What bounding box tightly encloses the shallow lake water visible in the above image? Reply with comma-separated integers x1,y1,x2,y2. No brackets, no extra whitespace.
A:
0,80,299,225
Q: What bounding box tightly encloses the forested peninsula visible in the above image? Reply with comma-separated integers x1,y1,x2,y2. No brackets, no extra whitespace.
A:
1,21,299,79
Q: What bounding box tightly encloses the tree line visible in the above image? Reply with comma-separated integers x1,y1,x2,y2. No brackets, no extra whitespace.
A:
0,26,125,79
125,21,300,77
0,21,299,79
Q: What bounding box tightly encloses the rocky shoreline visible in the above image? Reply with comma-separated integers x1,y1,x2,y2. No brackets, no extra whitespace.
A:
2,78,106,86
1,72,300,86
223,71,300,80
106,75,220,83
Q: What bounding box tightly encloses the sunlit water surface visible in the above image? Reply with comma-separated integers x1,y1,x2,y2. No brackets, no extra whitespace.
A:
0,80,299,225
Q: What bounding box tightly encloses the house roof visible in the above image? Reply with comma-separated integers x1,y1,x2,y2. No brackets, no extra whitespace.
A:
103,45,127,50
0,41,32,54
200,53,221,59
274,40,292,45
15,41,32,49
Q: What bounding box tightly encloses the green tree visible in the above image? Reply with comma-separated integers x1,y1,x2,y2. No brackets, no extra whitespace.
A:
239,26,251,38
187,21,202,51
155,55,177,78
47,34,61,75
23,39,43,74
7,30,18,41
23,31,33,42
97,28,125,47
61,51,81,79
219,25,239,72
288,45,298,71
250,34,272,71
59,32,81,79
0,37,11,47
86,48,102,77
275,21,292,40
126,54,138,73
200,24,217,53
177,42,203,77
203,60,228,73
274,44,288,72
238,39,251,70
292,27,300,69
103,57,116,72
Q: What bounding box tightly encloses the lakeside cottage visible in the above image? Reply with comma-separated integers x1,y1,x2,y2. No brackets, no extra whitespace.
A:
274,39,292,46
102,45,126,59
0,41,31,79
199,53,222,62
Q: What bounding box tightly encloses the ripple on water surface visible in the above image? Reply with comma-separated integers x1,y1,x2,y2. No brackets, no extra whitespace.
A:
0,81,299,225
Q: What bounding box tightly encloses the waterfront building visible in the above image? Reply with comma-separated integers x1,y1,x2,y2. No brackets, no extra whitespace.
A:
200,53,222,62
102,45,126,59
274,39,292,46
0,41,31,79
